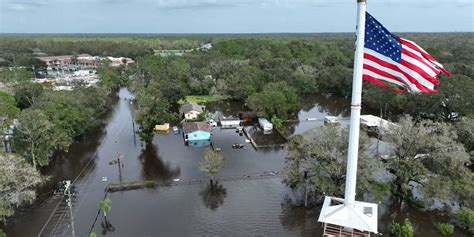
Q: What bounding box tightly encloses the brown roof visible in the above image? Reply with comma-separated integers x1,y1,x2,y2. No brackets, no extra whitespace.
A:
182,122,210,133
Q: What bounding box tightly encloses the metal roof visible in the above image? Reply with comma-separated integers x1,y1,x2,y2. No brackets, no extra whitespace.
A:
360,114,397,130
318,196,378,233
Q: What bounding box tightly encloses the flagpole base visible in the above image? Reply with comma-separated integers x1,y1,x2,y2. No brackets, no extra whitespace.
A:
318,196,378,235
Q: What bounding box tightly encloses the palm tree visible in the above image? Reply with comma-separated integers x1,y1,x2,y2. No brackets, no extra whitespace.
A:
98,198,112,226
200,148,224,188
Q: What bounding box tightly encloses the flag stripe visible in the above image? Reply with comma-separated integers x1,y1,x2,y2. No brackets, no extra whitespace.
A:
363,64,406,85
364,57,421,92
400,58,440,86
363,74,406,93
364,49,434,92
402,47,440,76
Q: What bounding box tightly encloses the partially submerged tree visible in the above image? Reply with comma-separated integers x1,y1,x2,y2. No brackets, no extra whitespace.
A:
14,109,61,169
200,148,224,188
384,115,473,207
98,198,112,227
0,152,43,221
134,81,175,144
283,124,378,199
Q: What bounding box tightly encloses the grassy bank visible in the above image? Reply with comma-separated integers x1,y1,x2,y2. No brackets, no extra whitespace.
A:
179,95,228,104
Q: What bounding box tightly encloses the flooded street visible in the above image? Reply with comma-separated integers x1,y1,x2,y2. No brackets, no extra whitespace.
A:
2,88,468,237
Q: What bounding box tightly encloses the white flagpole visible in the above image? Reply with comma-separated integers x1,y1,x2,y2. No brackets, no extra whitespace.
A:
344,0,366,206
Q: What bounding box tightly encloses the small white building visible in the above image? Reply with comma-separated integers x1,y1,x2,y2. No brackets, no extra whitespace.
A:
258,118,273,131
360,115,397,135
324,116,339,124
219,116,241,129
200,43,213,50
179,103,204,120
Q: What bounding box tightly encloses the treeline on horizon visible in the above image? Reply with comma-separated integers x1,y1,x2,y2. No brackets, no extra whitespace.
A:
0,32,472,63
1,33,473,144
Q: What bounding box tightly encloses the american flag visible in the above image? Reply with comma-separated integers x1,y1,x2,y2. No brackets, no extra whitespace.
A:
363,12,450,93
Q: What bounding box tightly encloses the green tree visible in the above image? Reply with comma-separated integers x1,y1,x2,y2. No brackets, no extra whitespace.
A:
454,116,474,151
98,67,126,91
390,218,414,237
384,115,473,206
282,124,377,198
0,68,32,84
455,207,474,235
0,91,20,130
0,152,43,221
135,85,174,144
98,198,112,225
13,81,43,109
200,148,224,188
13,109,70,169
270,115,283,129
246,91,290,119
438,75,474,120
196,112,206,122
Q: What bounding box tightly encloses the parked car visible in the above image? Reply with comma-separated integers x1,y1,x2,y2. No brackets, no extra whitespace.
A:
232,143,244,149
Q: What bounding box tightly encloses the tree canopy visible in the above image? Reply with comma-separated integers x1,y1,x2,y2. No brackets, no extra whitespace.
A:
0,152,43,221
283,124,379,199
200,148,225,181
384,115,473,206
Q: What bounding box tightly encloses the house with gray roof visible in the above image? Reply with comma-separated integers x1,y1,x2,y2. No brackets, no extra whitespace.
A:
179,103,205,120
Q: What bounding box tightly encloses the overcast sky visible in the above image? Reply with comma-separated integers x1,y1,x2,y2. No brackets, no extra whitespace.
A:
0,0,473,33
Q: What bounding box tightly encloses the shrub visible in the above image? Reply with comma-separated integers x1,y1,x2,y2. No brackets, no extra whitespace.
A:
196,112,206,122
270,115,283,129
455,207,474,235
390,218,414,237
435,222,454,236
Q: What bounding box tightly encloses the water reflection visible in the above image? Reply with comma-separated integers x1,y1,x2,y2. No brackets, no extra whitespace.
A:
199,183,227,210
138,145,181,181
100,219,115,235
279,197,322,237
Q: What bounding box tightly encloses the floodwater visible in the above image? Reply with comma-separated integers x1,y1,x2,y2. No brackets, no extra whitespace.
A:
2,88,469,237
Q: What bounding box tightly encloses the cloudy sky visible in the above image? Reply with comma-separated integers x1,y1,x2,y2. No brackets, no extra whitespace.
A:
0,0,473,33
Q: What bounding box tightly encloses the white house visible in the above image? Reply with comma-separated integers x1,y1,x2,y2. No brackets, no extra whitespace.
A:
179,103,204,120
219,116,241,129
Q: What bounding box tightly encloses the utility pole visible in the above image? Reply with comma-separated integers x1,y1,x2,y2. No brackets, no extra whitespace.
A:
304,171,309,207
64,180,75,237
117,153,123,184
129,99,137,146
